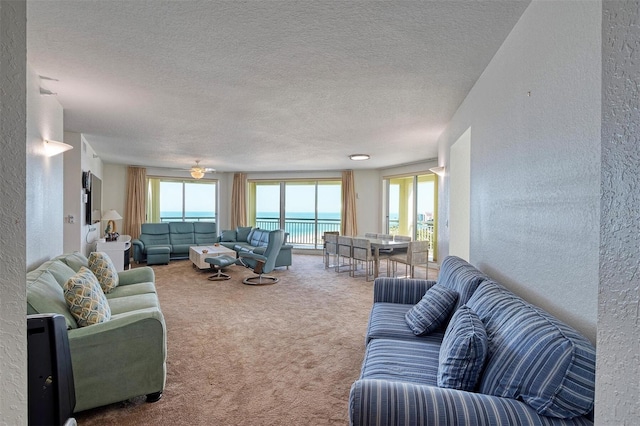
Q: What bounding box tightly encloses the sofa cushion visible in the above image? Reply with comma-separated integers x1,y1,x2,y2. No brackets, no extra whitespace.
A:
405,285,458,336
438,305,488,391
236,226,253,242
194,222,217,245
88,252,119,293
107,293,160,315
139,223,171,247
220,229,237,242
467,280,596,419
105,282,157,299
54,251,90,272
437,255,488,312
366,303,425,343
27,269,78,329
41,259,77,288
360,338,442,386
63,266,111,327
169,222,195,246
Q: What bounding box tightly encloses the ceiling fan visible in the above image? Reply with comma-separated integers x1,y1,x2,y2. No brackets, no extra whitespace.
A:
179,160,215,179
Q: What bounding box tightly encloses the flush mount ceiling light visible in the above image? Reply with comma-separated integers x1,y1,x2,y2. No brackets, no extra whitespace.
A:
43,139,73,157
349,154,370,161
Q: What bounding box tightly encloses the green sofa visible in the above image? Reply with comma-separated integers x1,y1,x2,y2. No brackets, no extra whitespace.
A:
26,252,166,412
132,222,217,265
218,226,293,269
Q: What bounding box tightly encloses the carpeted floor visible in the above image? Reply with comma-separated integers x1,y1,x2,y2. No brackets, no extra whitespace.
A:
74,254,436,425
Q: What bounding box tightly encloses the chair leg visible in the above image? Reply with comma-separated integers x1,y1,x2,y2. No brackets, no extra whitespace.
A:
242,259,278,285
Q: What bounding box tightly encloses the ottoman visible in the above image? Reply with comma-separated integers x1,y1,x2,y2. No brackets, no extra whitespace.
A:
146,246,171,265
205,255,237,281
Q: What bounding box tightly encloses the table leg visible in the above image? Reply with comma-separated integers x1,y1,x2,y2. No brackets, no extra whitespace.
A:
374,247,380,278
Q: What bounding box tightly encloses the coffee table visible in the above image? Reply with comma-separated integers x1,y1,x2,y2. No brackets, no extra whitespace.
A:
189,245,237,269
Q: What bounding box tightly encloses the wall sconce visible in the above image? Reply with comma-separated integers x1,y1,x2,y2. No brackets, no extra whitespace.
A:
43,139,73,157
429,166,445,176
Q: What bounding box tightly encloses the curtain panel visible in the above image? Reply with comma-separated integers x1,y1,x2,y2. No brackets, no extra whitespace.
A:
341,170,358,236
231,172,247,229
124,166,146,239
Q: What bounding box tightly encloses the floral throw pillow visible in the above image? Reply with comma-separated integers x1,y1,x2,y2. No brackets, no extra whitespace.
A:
63,266,111,327
88,251,119,293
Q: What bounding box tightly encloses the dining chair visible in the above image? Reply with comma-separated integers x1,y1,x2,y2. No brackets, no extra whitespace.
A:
389,240,429,279
351,238,374,281
364,232,378,238
336,236,353,273
374,233,394,275
323,231,339,269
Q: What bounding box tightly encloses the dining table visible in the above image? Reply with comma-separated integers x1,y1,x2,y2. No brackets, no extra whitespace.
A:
358,236,410,278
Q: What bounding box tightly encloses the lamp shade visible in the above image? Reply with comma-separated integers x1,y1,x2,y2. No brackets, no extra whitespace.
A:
101,209,122,221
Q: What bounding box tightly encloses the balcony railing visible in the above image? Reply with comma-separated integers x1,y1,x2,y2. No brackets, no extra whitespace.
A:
160,216,216,223
389,220,434,251
255,217,341,249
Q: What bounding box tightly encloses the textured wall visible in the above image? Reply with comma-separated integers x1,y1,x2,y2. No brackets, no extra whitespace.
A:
597,1,640,422
0,1,27,423
436,0,601,342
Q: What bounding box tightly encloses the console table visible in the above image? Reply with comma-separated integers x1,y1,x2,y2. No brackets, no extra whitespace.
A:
96,235,131,272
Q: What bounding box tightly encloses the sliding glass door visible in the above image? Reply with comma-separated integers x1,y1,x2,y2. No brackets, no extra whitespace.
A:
385,173,437,260
249,180,341,248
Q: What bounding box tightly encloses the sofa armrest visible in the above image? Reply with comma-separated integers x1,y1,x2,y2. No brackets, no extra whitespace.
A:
132,239,145,261
118,266,155,286
349,379,593,426
68,308,166,411
373,277,436,304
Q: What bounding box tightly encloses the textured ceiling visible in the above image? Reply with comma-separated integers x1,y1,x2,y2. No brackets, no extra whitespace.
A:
27,1,530,172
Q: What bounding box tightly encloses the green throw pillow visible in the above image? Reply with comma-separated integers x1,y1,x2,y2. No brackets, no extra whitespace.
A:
236,226,253,242
64,266,111,327
88,252,119,293
220,229,237,242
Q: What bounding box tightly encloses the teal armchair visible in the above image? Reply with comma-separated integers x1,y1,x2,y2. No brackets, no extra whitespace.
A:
238,229,285,285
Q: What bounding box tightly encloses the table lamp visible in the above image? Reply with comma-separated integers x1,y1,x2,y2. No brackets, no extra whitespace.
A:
102,209,122,241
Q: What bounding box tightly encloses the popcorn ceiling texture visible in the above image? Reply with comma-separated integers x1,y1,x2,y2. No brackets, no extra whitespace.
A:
0,1,27,424
597,1,640,423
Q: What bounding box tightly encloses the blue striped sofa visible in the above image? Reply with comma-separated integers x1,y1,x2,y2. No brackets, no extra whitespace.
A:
349,256,596,425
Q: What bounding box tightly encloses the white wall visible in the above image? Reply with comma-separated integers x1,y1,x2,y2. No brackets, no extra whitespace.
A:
597,0,640,422
0,1,27,422
63,132,103,256
26,66,65,269
436,0,601,343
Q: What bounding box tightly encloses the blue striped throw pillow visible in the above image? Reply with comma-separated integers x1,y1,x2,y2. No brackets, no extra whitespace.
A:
405,285,458,336
438,305,488,391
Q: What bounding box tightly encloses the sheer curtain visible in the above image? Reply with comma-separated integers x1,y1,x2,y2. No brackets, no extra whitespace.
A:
341,170,358,236
231,172,247,229
146,177,160,223
124,166,146,239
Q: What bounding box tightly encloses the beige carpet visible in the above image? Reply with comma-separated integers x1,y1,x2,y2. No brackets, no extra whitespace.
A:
74,255,437,425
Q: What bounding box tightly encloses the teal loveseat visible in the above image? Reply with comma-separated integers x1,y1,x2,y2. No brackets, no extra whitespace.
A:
218,226,293,269
26,252,166,412
132,222,217,265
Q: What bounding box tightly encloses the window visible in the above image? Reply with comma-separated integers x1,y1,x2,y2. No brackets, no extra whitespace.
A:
146,178,217,224
248,180,341,249
385,173,437,260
